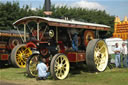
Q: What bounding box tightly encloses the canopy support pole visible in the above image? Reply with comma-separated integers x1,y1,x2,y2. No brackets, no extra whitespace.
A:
37,22,40,41
24,24,26,42
56,27,58,43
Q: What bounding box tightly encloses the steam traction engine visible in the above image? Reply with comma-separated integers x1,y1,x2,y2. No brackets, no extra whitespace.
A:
12,16,110,79
0,30,23,66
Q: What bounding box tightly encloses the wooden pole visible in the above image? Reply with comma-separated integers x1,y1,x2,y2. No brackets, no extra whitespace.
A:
37,23,40,41
24,24,26,42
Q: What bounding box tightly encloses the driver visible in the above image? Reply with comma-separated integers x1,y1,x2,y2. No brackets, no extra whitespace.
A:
72,32,78,51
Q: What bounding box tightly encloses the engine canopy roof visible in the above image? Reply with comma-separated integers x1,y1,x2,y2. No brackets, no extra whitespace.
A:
13,16,110,31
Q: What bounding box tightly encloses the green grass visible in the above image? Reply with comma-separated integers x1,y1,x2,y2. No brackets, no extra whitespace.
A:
0,67,27,80
0,66,128,85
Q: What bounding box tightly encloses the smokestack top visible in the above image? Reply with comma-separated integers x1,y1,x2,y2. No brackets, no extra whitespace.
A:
44,0,52,16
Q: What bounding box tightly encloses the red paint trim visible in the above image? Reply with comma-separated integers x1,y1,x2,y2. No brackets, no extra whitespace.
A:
26,42,37,48
67,52,86,62
48,22,109,31
0,54,8,60
67,52,77,62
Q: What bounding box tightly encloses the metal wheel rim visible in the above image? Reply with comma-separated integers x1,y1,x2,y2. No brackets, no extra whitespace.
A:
29,55,38,77
16,46,32,68
94,40,108,71
54,55,69,80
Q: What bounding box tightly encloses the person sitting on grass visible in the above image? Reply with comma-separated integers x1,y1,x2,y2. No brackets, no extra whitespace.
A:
36,57,50,80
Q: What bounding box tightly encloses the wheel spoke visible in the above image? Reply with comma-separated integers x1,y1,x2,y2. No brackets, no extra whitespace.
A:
59,70,63,77
95,47,99,52
55,68,59,72
55,60,60,66
98,45,105,52
23,48,29,53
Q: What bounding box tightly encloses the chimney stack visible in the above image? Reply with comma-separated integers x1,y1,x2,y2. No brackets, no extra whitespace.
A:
44,0,52,16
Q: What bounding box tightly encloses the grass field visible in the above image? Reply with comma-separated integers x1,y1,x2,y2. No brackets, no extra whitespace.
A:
0,65,128,85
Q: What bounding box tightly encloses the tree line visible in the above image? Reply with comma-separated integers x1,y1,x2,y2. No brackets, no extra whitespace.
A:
0,2,115,37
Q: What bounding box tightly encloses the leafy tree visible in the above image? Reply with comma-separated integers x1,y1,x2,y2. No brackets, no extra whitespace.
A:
0,2,38,30
0,2,20,30
51,6,114,37
0,2,114,37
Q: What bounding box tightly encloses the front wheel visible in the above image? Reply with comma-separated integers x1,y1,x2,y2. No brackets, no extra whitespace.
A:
26,54,39,77
50,53,70,80
86,39,108,72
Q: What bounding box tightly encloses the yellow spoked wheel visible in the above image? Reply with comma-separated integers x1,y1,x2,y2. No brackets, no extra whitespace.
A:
11,44,32,68
26,54,39,77
86,39,108,72
50,53,70,80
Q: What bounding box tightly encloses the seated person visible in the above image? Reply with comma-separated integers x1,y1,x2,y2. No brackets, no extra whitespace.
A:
36,57,50,80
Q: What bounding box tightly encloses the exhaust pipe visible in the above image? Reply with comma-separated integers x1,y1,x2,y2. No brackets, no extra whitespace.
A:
44,0,52,16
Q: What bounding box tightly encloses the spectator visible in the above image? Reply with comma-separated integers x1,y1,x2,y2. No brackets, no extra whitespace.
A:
36,57,50,80
114,43,121,68
126,42,128,68
121,42,128,67
127,55,128,68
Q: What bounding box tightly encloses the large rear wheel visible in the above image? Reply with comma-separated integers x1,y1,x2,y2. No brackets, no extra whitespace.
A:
50,53,70,80
11,44,32,68
86,39,108,72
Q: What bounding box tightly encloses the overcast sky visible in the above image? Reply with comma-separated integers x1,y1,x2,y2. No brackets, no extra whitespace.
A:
1,0,128,20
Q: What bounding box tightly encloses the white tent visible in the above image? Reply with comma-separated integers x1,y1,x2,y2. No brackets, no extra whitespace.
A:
104,38,127,54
